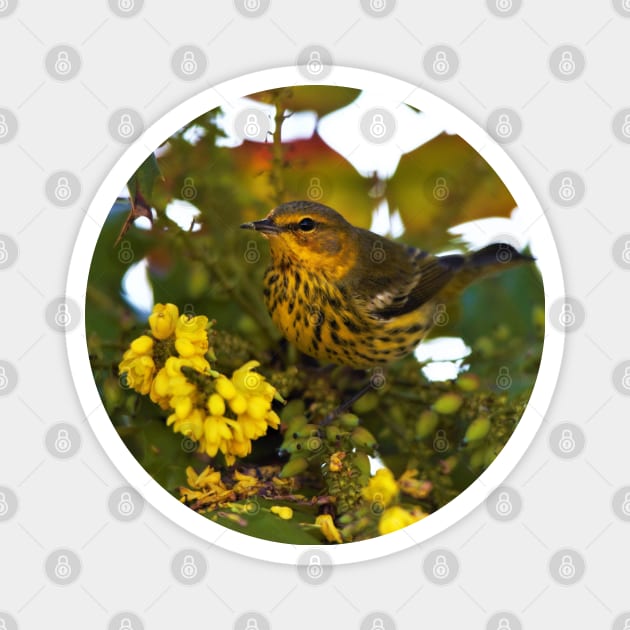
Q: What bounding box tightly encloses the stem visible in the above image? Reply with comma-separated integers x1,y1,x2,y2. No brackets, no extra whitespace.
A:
270,95,288,205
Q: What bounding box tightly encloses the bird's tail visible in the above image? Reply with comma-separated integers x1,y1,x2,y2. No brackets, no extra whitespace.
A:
436,243,534,303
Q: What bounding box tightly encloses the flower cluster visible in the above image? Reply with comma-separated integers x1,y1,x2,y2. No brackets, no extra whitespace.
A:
119,303,282,465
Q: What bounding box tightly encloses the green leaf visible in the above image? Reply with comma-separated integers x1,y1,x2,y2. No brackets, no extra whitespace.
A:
207,499,324,545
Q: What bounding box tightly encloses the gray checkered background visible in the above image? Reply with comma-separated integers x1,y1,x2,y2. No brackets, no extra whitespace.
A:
1,1,629,628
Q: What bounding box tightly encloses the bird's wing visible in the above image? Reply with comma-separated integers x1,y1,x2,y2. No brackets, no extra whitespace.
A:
348,235,465,320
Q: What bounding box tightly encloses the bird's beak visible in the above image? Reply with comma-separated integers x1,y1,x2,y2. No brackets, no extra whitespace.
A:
240,217,281,234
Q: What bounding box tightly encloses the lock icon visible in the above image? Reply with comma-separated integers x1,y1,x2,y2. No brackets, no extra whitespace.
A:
370,0,386,11
244,0,261,10
118,0,134,10
558,51,576,75
622,367,630,390
624,0,630,10
621,241,630,264
181,51,198,75
118,114,134,138
433,303,448,326
306,554,323,579
558,176,576,202
0,114,8,138
371,492,385,514
119,618,133,630
244,241,260,263
495,491,513,516
432,555,450,579
0,367,8,390
0,240,8,264
54,176,72,201
118,491,134,516
621,492,630,516
54,303,72,327
118,240,134,263
371,618,385,630
181,177,196,200
622,114,630,138
558,303,576,327
495,0,512,11
496,618,512,630
433,176,449,200
306,50,324,75
54,554,72,579
370,367,386,389
0,491,8,516
244,113,261,138
432,51,449,75
433,429,448,452
181,554,198,579
370,241,386,263
0,619,7,630
369,114,387,139
558,428,575,453
495,114,513,138
55,429,72,453
496,243,513,263
307,177,323,200
54,51,72,75
245,618,260,630
624,619,630,630
558,554,576,579
496,366,512,390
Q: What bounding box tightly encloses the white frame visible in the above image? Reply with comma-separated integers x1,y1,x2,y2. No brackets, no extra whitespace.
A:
66,66,564,565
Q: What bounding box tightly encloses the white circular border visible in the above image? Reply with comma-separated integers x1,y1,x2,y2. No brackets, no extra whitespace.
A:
66,66,564,565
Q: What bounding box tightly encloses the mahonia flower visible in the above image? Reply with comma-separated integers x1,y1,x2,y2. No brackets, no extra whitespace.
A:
179,465,234,506
119,335,155,395
120,303,281,467
158,356,281,465
316,514,343,544
119,303,210,400
148,303,179,340
378,506,425,535
175,313,209,358
362,468,399,507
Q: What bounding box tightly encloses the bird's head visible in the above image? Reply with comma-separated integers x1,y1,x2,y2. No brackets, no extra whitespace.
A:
241,201,358,278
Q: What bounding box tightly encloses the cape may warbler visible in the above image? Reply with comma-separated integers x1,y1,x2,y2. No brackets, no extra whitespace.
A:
242,201,532,369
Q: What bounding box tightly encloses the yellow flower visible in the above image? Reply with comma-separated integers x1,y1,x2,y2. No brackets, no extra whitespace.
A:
316,514,343,544
119,335,155,395
233,470,261,495
329,451,345,473
378,506,423,535
362,468,399,507
167,407,205,442
179,465,233,505
398,469,433,500
186,465,222,490
271,506,293,520
149,303,179,340
232,360,283,402
175,314,209,358
202,415,234,457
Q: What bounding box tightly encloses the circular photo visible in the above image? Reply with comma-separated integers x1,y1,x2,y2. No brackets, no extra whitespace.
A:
71,68,560,562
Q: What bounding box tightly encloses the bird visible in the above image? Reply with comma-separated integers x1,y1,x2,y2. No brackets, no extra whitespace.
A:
241,201,533,369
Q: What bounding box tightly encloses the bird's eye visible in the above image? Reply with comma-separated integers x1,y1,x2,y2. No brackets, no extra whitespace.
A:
298,217,315,232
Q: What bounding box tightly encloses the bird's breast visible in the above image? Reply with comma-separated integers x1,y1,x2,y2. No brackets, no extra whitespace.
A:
262,262,433,367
